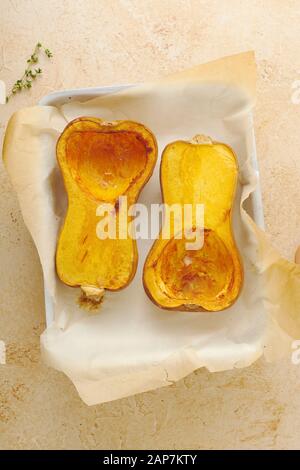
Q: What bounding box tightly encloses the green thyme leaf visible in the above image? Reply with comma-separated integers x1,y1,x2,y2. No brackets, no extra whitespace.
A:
6,43,53,102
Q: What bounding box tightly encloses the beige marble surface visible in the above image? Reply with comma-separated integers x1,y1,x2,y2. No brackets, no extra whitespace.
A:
1,0,300,450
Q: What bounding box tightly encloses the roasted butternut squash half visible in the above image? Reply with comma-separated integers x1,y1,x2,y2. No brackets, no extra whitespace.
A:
143,135,243,312
56,117,157,301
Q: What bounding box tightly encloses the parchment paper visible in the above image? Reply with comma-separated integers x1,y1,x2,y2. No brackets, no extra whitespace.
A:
0,80,5,104
3,52,300,405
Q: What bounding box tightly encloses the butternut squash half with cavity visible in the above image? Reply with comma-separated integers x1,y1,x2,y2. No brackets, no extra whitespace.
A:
56,117,157,301
143,135,243,312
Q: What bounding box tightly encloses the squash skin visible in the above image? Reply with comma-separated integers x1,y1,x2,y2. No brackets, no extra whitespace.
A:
56,117,157,294
143,137,243,312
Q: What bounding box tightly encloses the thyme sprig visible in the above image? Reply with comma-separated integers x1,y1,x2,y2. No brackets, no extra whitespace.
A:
6,43,53,102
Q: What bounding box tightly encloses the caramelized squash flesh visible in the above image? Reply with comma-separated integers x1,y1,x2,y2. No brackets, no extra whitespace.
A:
56,117,157,296
143,136,243,311
66,130,148,200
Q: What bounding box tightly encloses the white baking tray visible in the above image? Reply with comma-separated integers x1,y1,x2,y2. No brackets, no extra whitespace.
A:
39,84,264,327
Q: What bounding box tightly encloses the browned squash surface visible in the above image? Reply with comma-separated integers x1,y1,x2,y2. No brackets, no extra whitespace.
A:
56,117,157,298
143,135,243,312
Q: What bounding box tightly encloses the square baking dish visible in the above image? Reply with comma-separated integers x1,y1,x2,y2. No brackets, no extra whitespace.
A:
39,84,264,327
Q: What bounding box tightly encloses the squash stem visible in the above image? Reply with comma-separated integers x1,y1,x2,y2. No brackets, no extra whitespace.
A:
190,134,213,145
81,285,105,303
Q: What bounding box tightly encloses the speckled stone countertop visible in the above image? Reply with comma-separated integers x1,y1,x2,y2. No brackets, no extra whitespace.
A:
1,0,300,450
